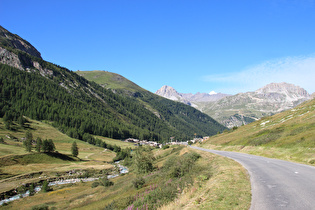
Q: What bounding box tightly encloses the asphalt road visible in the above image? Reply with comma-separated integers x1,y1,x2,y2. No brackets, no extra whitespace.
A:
190,146,315,210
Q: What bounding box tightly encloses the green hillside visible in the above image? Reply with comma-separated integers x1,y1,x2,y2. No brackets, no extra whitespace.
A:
201,98,315,164
76,70,144,93
0,25,225,143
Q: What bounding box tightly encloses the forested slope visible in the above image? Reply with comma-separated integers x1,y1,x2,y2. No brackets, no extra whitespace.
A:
0,26,225,142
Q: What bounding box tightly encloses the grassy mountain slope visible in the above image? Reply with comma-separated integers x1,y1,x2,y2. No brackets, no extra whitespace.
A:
76,70,144,93
77,70,227,139
0,109,249,210
201,98,315,164
0,117,133,193
0,26,226,143
200,83,310,128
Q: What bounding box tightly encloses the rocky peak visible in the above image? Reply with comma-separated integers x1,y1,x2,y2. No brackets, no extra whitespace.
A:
0,25,42,59
155,85,182,100
255,82,309,97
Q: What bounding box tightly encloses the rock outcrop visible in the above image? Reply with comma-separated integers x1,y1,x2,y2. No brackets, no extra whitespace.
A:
0,26,41,59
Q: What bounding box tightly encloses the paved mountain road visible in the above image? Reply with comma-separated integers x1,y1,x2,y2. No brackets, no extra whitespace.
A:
190,146,315,210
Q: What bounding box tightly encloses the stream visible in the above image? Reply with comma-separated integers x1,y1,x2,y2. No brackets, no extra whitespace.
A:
0,162,128,206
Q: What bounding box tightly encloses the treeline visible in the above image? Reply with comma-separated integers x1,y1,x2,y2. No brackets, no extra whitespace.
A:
0,63,168,141
80,132,131,162
0,49,225,144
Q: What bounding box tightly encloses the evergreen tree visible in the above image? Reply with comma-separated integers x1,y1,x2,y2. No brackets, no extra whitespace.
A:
47,139,55,152
42,139,55,153
42,180,50,192
42,139,49,152
18,115,26,128
36,137,42,152
71,141,79,157
29,183,35,196
3,113,13,130
23,130,33,152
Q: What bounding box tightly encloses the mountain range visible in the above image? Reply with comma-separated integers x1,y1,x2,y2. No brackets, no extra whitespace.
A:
156,83,311,128
0,25,226,142
155,85,230,108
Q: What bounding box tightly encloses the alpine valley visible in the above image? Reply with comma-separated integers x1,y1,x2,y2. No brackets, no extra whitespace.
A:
0,25,314,210
156,83,311,128
0,25,226,142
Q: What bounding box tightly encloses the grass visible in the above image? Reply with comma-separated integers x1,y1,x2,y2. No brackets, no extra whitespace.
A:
76,70,144,92
200,98,315,165
0,118,118,195
1,146,251,210
160,148,251,210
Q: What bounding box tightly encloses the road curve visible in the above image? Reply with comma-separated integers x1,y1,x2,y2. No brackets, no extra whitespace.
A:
190,146,315,210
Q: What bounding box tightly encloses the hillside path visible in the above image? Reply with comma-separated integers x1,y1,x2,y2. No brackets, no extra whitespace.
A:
190,146,315,210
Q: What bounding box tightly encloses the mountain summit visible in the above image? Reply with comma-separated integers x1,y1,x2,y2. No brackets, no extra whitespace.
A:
256,82,309,98
155,86,229,107
203,82,310,128
156,82,310,128
155,85,182,101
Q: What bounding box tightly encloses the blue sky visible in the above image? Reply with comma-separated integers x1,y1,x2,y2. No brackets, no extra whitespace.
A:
1,0,315,94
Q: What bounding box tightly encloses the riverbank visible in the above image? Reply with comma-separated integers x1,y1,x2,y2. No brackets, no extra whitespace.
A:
0,162,128,206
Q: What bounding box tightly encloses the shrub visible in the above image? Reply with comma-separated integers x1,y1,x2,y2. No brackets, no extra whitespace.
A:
31,204,49,210
309,159,315,165
132,177,145,189
162,145,169,150
133,147,154,174
100,177,114,187
163,152,201,178
42,180,51,192
91,181,100,188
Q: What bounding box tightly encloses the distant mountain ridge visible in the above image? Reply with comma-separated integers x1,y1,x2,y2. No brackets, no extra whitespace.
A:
155,85,230,107
156,83,310,128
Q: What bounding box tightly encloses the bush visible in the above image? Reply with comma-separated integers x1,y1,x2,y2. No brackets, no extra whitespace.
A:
163,152,201,178
42,180,51,192
100,177,114,187
132,177,145,189
133,147,154,174
31,204,49,210
91,181,100,188
162,145,169,150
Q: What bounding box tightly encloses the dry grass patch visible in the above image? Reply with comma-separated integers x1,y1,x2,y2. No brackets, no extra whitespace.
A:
160,148,251,210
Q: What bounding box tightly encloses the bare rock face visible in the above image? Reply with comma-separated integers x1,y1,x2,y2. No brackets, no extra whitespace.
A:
155,85,192,105
0,46,24,70
0,25,42,59
156,85,182,101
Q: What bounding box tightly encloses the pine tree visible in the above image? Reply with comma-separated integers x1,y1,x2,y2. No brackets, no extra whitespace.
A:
36,137,42,152
42,139,55,153
18,115,26,128
24,130,33,152
71,141,79,157
47,139,55,152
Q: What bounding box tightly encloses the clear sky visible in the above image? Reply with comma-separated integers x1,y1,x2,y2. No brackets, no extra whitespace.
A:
1,0,315,94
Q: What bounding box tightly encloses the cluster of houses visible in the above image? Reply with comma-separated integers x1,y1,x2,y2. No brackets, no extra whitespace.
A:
124,136,210,147
124,138,163,148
